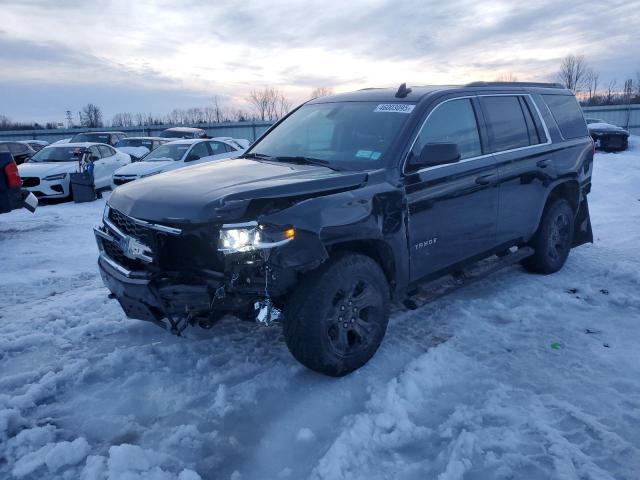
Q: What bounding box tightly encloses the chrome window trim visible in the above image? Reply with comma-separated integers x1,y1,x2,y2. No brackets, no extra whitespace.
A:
402,93,553,175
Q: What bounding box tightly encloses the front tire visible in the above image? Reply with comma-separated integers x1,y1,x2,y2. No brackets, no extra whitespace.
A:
522,198,574,274
283,253,390,377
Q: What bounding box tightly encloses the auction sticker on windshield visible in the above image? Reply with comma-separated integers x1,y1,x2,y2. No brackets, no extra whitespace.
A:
374,104,415,113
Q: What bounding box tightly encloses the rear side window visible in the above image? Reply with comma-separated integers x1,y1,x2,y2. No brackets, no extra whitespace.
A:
481,96,532,152
411,98,482,160
542,95,588,139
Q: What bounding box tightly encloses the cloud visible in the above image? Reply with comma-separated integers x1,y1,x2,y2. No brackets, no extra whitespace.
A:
0,0,638,122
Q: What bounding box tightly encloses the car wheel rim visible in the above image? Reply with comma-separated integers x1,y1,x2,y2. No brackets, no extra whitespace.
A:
548,212,571,261
326,279,381,357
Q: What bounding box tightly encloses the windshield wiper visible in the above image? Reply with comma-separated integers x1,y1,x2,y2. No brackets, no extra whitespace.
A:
242,152,274,160
272,156,337,170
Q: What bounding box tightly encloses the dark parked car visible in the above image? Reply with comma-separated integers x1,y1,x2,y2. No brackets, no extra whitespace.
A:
0,141,36,165
160,127,208,139
70,131,126,146
18,140,49,152
95,82,593,376
585,118,629,152
0,150,37,214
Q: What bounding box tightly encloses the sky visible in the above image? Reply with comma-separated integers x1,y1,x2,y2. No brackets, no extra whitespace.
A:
0,0,638,124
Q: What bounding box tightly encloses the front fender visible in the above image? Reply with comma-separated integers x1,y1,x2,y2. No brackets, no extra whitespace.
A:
257,182,409,290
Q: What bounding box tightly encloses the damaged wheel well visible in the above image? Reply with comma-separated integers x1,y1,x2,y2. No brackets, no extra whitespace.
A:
327,240,396,289
546,180,580,214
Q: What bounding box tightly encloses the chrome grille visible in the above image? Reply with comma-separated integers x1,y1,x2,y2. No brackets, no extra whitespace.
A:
108,208,153,243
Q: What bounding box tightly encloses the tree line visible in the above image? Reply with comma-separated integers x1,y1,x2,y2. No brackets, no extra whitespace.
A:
0,87,337,132
556,54,640,106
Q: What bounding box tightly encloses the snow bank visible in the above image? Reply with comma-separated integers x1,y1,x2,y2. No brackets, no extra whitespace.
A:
1,138,639,479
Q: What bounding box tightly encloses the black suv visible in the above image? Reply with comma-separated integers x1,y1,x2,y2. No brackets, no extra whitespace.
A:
95,82,593,376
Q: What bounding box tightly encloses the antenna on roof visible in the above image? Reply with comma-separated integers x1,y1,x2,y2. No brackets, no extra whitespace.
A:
395,83,412,98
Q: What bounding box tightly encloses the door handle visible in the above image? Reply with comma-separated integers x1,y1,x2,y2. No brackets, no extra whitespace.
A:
475,174,496,186
537,159,551,168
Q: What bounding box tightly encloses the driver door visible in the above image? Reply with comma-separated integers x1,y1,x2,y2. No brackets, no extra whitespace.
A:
92,145,117,188
404,96,499,281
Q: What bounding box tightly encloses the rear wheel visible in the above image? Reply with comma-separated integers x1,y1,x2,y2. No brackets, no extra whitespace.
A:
522,198,574,274
283,253,390,377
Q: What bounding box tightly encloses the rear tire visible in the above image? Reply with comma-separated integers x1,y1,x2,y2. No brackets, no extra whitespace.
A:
283,253,390,377
522,198,574,274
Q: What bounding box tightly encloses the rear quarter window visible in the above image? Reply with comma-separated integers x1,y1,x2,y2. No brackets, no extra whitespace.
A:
542,94,588,139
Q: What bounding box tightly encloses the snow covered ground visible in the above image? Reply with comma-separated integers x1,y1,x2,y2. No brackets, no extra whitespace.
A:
1,139,640,480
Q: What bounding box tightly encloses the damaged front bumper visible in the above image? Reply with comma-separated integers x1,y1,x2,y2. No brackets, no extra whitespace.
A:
94,213,301,333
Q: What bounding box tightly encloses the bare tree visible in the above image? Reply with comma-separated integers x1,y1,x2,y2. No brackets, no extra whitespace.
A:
494,72,519,82
310,87,334,98
0,115,11,129
605,79,617,103
248,87,291,121
112,112,133,127
584,69,599,103
558,54,589,92
81,103,103,128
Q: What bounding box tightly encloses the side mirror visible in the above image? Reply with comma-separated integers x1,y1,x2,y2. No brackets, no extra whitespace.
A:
408,143,461,171
90,155,100,162
186,154,200,162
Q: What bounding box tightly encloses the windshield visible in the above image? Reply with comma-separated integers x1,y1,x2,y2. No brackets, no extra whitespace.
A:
70,133,112,144
116,139,154,149
161,130,200,139
30,146,84,162
247,102,414,169
143,144,190,162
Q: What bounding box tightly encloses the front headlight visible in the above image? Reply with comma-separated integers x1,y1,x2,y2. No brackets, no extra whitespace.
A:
43,173,68,181
218,222,295,254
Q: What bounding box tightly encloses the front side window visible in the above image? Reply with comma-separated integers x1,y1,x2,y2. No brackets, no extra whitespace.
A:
409,98,482,161
186,142,210,160
208,141,226,154
249,101,413,170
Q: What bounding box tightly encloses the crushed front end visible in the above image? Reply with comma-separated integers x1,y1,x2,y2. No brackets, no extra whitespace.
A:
94,204,301,334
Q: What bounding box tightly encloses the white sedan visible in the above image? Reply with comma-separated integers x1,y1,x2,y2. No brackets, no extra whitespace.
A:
18,143,131,199
111,137,248,187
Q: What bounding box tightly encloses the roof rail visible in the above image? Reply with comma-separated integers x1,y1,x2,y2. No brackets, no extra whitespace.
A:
465,81,565,89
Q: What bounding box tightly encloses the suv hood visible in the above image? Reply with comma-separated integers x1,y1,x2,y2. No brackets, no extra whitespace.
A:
18,161,78,178
108,158,367,223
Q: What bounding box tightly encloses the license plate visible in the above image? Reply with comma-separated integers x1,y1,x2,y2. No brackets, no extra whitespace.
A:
23,192,38,213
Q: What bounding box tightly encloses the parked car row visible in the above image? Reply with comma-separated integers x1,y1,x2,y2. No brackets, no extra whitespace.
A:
15,135,248,201
112,138,247,186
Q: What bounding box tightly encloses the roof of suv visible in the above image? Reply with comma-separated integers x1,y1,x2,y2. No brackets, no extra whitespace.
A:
309,82,571,104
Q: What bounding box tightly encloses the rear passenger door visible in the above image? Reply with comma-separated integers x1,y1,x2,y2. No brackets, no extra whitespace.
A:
405,96,499,281
479,95,554,244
